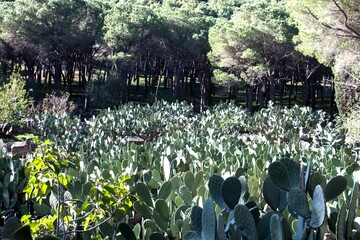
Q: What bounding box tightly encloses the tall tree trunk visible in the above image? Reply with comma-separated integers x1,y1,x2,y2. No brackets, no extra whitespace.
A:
190,68,196,98
163,68,169,89
78,64,82,85
259,81,265,110
61,71,67,87
328,80,336,120
310,82,316,111
200,71,207,112
144,60,149,98
119,64,128,104
303,79,310,106
173,61,184,101
81,64,86,87
279,79,285,108
66,62,74,98
44,68,49,86
268,72,276,103
25,63,35,91
246,84,254,113
54,62,62,92
87,64,93,83
288,77,294,108
37,65,42,84
126,71,132,102
135,64,140,91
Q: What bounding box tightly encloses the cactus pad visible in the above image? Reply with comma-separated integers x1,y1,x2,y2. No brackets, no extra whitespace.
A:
221,177,242,209
136,182,153,207
158,181,172,200
268,162,290,191
263,176,280,211
280,158,300,188
208,174,227,210
118,222,136,240
324,175,347,202
270,214,283,240
234,204,258,240
288,187,311,218
202,198,216,240
190,206,203,233
310,185,325,228
307,172,326,199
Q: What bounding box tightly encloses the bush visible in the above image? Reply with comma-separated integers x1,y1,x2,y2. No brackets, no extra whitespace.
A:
0,72,31,126
344,108,360,143
39,92,76,116
29,92,77,138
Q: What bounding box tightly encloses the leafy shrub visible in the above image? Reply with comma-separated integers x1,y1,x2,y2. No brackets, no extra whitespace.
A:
30,92,76,117
30,92,78,139
344,108,360,143
20,140,132,239
0,72,31,126
334,59,360,117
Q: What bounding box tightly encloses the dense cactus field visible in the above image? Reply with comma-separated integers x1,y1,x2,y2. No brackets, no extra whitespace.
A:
1,101,359,239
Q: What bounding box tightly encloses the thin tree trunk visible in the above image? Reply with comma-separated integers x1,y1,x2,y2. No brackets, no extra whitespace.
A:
120,65,128,104
81,64,86,87
173,61,184,101
163,68,169,89
328,80,336,120
288,77,294,108
87,64,93,83
200,71,207,112
54,62,62,92
66,62,74,98
279,79,285,108
190,69,196,98
310,82,316,111
247,84,254,113
37,65,42,84
259,81,265,110
44,68,49,86
268,73,276,103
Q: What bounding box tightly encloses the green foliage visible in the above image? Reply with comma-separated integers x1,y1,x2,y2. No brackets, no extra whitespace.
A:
3,101,359,239
37,93,76,117
286,0,360,116
186,158,358,239
19,140,133,238
3,0,103,61
343,108,360,143
85,73,127,108
0,72,31,126
208,0,295,87
0,140,27,234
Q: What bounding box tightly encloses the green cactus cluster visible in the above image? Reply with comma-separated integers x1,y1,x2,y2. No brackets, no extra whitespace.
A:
1,102,359,239
0,140,29,240
185,158,360,240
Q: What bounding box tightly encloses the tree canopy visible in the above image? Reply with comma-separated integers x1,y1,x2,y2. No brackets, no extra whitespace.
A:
209,0,297,110
286,0,360,115
0,0,357,115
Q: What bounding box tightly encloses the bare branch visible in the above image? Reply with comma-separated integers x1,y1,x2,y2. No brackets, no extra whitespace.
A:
305,6,355,36
331,0,360,40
